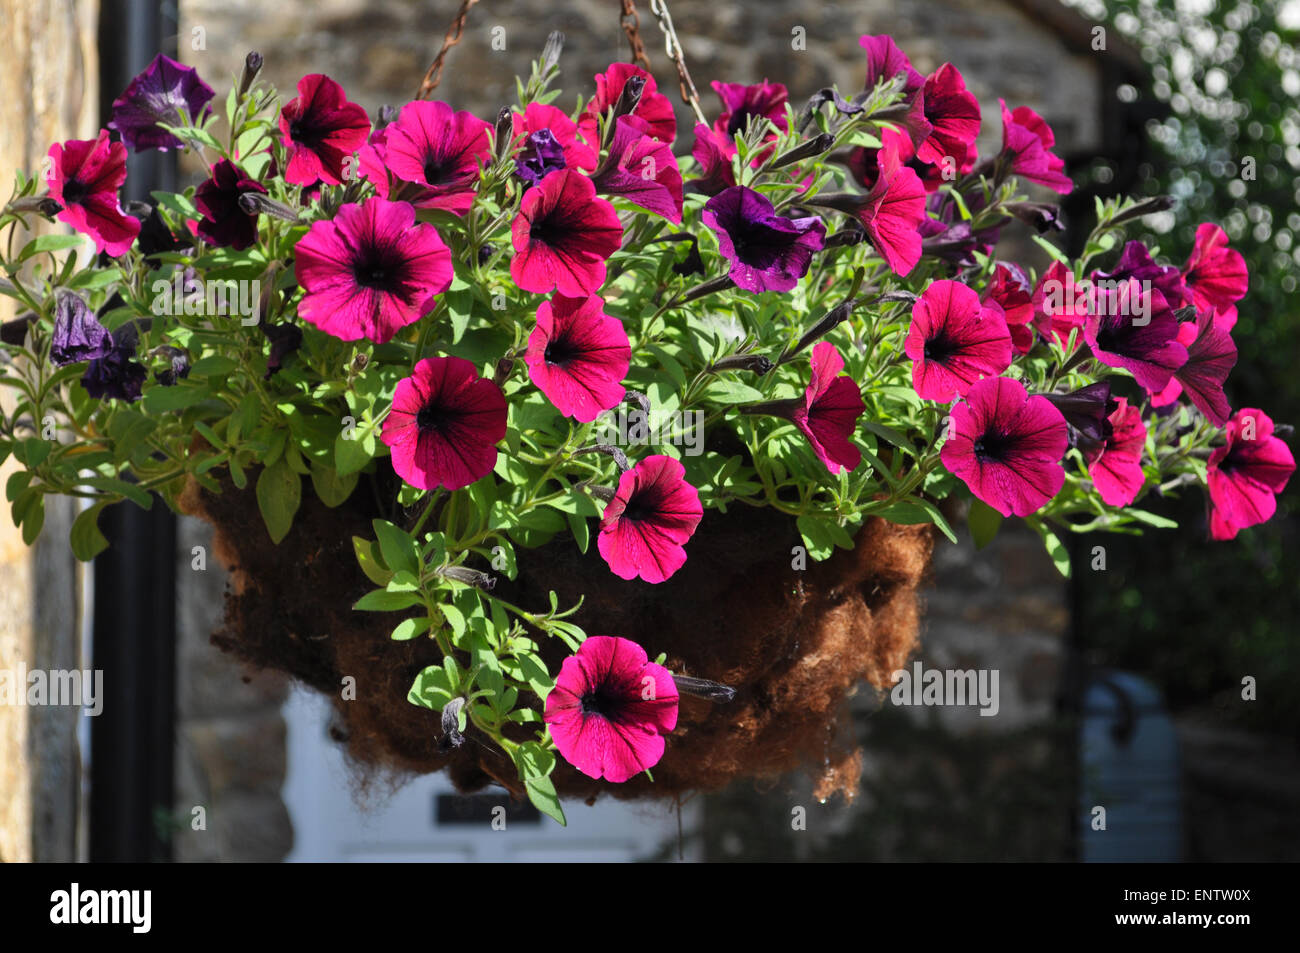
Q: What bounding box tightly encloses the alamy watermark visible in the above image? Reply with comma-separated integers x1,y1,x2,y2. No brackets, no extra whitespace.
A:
0,664,104,716
151,273,260,325
593,407,705,456
889,661,1000,717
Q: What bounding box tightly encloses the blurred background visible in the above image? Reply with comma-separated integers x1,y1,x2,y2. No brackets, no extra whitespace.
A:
0,0,1296,862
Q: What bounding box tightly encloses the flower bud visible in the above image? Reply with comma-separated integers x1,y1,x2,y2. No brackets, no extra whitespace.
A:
238,52,263,98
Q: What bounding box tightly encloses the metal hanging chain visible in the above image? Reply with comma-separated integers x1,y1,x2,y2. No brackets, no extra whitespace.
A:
415,0,482,100
620,0,654,73
647,0,707,125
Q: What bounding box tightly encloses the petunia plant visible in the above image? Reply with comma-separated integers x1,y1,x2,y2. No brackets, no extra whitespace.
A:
1,34,1292,824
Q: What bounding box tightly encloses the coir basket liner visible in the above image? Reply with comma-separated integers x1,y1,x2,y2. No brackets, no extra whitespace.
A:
180,470,932,803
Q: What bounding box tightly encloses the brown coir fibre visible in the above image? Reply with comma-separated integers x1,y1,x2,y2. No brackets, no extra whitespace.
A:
180,469,931,803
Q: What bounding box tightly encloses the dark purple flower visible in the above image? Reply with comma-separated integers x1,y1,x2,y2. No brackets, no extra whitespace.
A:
82,324,147,402
1084,279,1188,393
195,159,267,251
1093,240,1189,310
155,347,191,386
263,322,303,379
590,116,683,223
109,54,216,153
1041,380,1117,454
50,292,111,365
702,186,825,293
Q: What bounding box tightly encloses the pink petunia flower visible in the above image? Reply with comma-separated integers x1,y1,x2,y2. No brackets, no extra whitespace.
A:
46,131,141,257
1093,239,1189,309
860,33,925,95
544,635,679,783
817,142,927,275
915,64,982,168
1032,261,1090,349
279,74,371,186
794,342,866,474
906,279,1014,402
525,293,631,422
381,355,508,491
689,123,737,196
1182,223,1248,331
1085,397,1147,507
590,116,683,223
511,170,624,296
982,262,1036,353
940,375,1069,517
710,80,789,140
359,100,491,215
1085,278,1188,393
1149,309,1236,426
1207,408,1296,540
702,186,825,293
998,100,1072,195
294,197,453,344
509,101,598,186
597,455,703,583
579,63,677,147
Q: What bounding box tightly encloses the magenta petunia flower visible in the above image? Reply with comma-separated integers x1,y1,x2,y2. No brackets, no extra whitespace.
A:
857,144,927,275
195,159,266,251
689,123,737,195
1084,397,1147,507
940,375,1069,517
294,197,453,344
108,53,215,153
1032,261,1090,349
710,80,789,140
1085,278,1188,393
46,131,140,257
359,100,491,214
702,186,825,293
794,342,865,474
999,100,1072,194
1093,240,1189,309
590,116,683,223
510,101,597,186
543,635,679,783
597,454,703,584
982,262,1036,354
510,169,624,296
915,64,981,167
525,293,631,422
1182,223,1248,330
279,74,371,186
860,34,925,94
1149,309,1236,426
1207,408,1296,540
906,279,1013,402
579,63,677,147
381,355,508,491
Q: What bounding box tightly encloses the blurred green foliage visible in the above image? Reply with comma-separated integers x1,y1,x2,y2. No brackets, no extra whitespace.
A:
1066,0,1300,733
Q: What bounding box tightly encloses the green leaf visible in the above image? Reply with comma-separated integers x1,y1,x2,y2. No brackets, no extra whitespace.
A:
1123,508,1177,529
353,588,423,611
372,519,419,575
310,465,358,508
1031,234,1070,266
796,514,834,560
17,233,84,262
334,426,374,476
1027,518,1071,578
255,459,301,544
70,501,110,561
391,616,437,641
702,379,767,404
408,665,455,709
352,536,393,586
79,476,154,510
525,776,566,826
967,497,1003,550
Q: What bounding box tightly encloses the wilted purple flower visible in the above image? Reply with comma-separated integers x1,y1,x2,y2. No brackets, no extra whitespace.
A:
109,54,216,153
50,292,111,365
155,347,191,386
702,186,825,293
82,323,147,402
263,322,303,378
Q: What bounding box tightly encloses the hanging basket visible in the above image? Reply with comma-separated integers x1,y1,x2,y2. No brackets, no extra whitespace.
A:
180,471,931,803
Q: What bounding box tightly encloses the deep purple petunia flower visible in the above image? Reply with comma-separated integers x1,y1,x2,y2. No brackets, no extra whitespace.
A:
1042,380,1116,452
710,80,789,140
1207,408,1296,540
525,293,631,422
1093,240,1189,310
597,454,703,584
81,323,147,402
1084,396,1147,507
702,186,825,293
510,102,597,186
590,116,683,223
1084,278,1188,393
381,356,508,491
940,375,1069,517
279,74,371,186
511,170,624,296
109,53,216,153
50,291,111,365
294,197,454,344
195,159,266,251
46,131,141,257
906,279,1013,401
543,635,679,783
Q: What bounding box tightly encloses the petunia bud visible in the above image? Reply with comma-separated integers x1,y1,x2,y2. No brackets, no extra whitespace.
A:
672,675,736,703
1041,381,1116,452
1111,195,1175,226
783,297,859,362
438,565,497,591
493,106,514,163
611,75,647,124
768,133,835,170
492,354,513,386
439,697,466,750
796,87,865,133
1006,201,1064,234
6,196,62,217
238,192,300,222
709,353,774,375
238,52,263,98
573,443,631,472
1,312,34,347
262,322,302,378
540,31,565,74
580,482,618,504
